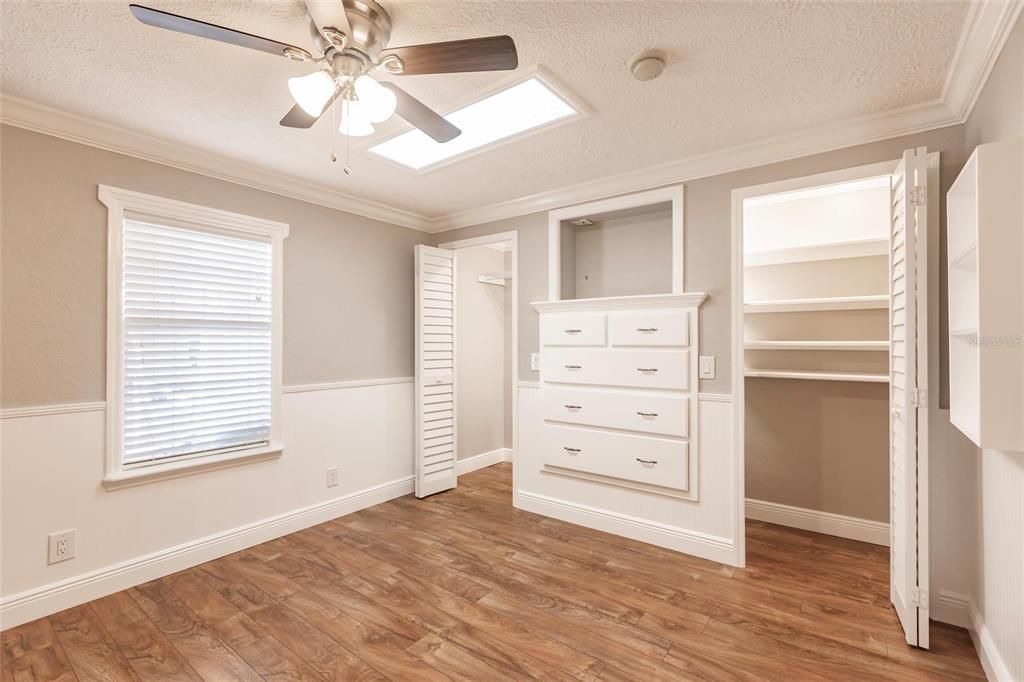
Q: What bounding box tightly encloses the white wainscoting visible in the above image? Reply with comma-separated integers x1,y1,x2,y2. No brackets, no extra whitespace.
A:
0,378,415,629
745,499,890,546
514,384,740,566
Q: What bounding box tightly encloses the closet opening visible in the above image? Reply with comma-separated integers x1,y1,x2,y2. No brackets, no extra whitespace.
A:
414,232,518,502
741,171,893,545
731,150,936,648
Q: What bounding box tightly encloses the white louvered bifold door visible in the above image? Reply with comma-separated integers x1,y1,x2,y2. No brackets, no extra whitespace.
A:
889,147,930,649
415,245,457,497
122,220,273,464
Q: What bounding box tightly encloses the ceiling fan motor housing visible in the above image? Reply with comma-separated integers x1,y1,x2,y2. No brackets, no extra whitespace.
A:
340,0,392,64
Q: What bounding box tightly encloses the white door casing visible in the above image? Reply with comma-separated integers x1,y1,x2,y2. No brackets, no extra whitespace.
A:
889,147,930,648
415,245,458,497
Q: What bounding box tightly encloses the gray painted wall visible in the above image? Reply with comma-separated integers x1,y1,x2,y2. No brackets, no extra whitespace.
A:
435,124,967,395
454,245,508,459
0,125,429,407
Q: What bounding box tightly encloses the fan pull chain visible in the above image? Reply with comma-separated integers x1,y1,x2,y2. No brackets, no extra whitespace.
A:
344,131,352,175
329,96,338,164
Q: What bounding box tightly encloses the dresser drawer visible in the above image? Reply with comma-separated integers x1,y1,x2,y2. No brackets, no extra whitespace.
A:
542,425,688,492
542,348,690,390
543,387,688,437
609,311,689,347
540,314,606,346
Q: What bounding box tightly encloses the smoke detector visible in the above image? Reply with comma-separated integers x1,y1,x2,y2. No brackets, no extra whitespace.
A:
630,50,666,82
571,218,595,226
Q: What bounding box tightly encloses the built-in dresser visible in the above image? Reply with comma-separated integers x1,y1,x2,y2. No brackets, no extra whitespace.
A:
533,293,707,500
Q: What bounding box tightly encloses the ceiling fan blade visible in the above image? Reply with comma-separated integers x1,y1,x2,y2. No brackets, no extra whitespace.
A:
381,83,461,143
279,89,342,129
129,4,312,60
378,36,518,75
304,0,352,46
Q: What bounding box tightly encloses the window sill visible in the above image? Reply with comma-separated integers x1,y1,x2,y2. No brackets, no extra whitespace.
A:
102,444,283,491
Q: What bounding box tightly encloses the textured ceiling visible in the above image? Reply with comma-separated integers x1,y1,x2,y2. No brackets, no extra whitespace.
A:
1,0,969,219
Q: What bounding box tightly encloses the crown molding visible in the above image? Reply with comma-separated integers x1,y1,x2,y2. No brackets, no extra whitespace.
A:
428,100,960,231
0,96,433,232
941,0,1024,122
2,2,1019,235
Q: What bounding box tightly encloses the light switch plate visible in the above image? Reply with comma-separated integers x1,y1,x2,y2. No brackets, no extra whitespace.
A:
699,355,716,380
530,353,540,371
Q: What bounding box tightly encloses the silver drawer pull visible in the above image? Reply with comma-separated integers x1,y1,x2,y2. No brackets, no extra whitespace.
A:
636,411,658,418
636,367,659,373
637,327,659,332
564,447,581,453
564,404,582,410
564,328,582,334
565,364,582,369
636,458,658,465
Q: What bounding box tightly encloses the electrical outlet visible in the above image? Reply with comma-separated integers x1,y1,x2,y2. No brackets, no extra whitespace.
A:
326,466,339,488
530,352,540,371
48,529,75,564
699,355,716,380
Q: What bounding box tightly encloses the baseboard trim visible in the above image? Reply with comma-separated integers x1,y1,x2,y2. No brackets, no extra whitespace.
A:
456,448,513,475
745,498,890,546
932,590,970,629
0,475,414,629
966,596,1013,682
516,490,738,566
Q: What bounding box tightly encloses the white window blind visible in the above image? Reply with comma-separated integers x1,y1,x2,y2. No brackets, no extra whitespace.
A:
121,219,273,465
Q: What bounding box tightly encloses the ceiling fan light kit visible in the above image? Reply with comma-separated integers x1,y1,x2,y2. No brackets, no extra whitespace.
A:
288,70,337,117
128,0,520,147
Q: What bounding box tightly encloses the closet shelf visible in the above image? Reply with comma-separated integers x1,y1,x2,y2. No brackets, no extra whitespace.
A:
744,340,889,352
744,237,888,267
744,294,888,313
744,370,889,383
478,271,512,286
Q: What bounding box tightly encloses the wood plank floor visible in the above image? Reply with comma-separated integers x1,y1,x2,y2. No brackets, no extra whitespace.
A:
2,463,983,681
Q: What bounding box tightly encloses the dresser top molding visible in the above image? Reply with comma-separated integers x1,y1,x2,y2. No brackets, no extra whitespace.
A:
531,292,708,313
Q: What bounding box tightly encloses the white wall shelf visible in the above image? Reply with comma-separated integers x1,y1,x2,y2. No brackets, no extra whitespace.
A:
744,294,888,314
946,138,1023,451
744,369,889,383
744,340,888,351
744,237,888,267
478,271,511,286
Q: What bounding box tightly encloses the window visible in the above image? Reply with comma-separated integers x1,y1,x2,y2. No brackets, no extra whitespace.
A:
368,73,582,171
99,186,288,488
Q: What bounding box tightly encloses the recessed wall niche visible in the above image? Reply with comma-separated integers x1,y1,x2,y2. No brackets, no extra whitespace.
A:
548,186,684,302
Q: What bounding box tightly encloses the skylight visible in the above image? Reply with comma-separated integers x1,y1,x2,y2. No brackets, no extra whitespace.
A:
368,76,579,171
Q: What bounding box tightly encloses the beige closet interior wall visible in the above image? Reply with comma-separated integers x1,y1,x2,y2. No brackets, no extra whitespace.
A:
454,245,508,459
572,208,673,299
743,185,891,522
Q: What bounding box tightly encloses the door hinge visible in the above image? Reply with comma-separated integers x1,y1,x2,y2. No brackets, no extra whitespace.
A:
910,587,929,608
910,388,928,409
909,186,926,206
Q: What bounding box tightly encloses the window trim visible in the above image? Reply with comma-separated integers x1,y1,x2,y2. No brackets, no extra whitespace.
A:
98,185,289,490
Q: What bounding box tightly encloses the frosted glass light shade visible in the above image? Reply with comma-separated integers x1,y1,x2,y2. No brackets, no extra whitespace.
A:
339,98,374,136
288,71,335,116
354,75,397,123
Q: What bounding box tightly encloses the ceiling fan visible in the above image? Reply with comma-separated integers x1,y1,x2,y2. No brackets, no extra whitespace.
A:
128,0,519,142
